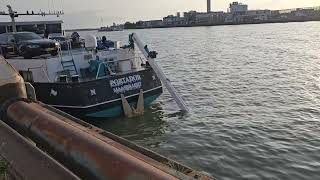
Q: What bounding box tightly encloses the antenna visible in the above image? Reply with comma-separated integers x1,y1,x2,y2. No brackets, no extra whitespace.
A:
207,0,211,13
0,5,64,33
7,5,17,32
101,17,104,27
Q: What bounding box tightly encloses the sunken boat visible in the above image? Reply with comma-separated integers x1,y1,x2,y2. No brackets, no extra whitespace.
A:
3,33,164,118
0,5,189,118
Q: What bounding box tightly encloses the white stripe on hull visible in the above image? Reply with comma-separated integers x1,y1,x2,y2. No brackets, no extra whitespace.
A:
46,86,162,109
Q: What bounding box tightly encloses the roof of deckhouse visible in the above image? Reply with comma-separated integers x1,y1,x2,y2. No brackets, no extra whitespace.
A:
0,15,63,26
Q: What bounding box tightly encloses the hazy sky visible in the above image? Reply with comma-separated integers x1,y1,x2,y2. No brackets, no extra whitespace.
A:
0,0,319,28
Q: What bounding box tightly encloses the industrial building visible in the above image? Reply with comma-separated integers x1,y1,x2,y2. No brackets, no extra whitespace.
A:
0,14,63,34
229,2,248,14
163,13,186,26
124,1,320,29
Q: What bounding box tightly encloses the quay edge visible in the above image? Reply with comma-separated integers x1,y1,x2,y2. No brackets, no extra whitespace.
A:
0,120,81,180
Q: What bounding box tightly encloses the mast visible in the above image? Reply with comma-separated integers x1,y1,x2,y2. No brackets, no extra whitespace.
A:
131,33,190,113
207,0,211,13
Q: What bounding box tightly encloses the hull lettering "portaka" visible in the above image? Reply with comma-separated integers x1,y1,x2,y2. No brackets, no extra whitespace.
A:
109,75,142,94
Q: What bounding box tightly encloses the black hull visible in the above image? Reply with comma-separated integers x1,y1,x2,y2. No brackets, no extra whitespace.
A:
32,68,162,118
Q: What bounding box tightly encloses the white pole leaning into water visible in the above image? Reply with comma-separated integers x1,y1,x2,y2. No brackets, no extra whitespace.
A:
131,33,190,113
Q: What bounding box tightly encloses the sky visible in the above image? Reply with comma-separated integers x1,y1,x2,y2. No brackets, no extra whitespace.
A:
0,0,319,29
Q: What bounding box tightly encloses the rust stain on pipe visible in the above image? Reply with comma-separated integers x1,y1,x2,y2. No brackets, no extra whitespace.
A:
0,83,27,104
43,104,213,179
0,56,26,105
6,101,180,180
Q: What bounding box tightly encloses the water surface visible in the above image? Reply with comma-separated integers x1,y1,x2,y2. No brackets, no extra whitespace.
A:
80,22,320,179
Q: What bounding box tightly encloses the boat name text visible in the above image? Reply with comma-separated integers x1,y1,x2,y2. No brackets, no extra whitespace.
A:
110,75,142,94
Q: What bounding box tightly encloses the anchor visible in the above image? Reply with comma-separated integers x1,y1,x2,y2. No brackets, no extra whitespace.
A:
121,89,144,118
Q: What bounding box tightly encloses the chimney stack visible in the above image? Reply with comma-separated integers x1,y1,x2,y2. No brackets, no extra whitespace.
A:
207,0,211,13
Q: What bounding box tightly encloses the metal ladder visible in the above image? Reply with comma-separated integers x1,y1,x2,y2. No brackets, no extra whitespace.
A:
58,41,78,76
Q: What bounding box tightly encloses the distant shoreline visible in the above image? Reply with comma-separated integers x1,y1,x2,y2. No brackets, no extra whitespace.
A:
125,19,320,29
65,19,320,32
65,28,99,32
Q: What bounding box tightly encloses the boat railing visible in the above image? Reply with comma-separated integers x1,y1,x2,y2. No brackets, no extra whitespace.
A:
101,56,143,64
58,40,75,59
96,62,111,79
27,66,52,82
95,56,144,79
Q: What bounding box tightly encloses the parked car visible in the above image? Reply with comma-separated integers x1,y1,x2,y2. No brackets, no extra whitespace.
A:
49,34,69,50
0,32,59,59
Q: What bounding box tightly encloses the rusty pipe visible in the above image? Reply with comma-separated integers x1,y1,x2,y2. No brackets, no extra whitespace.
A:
5,101,179,180
0,56,27,106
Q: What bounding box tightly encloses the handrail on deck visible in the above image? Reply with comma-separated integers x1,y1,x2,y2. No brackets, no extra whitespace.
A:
95,62,109,79
27,66,52,83
95,57,143,79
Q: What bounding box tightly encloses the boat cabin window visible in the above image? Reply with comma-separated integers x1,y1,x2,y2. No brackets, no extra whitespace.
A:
16,25,37,33
0,26,6,34
19,70,34,83
46,24,62,34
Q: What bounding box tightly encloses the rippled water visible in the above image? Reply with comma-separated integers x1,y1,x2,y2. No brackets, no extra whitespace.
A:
80,22,320,179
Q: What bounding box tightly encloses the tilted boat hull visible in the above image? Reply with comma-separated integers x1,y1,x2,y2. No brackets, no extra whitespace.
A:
32,68,162,118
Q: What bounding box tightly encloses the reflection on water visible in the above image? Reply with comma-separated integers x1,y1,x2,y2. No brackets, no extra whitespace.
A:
89,103,168,145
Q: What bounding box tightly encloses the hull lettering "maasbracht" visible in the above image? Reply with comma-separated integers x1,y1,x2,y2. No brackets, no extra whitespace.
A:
109,75,142,94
